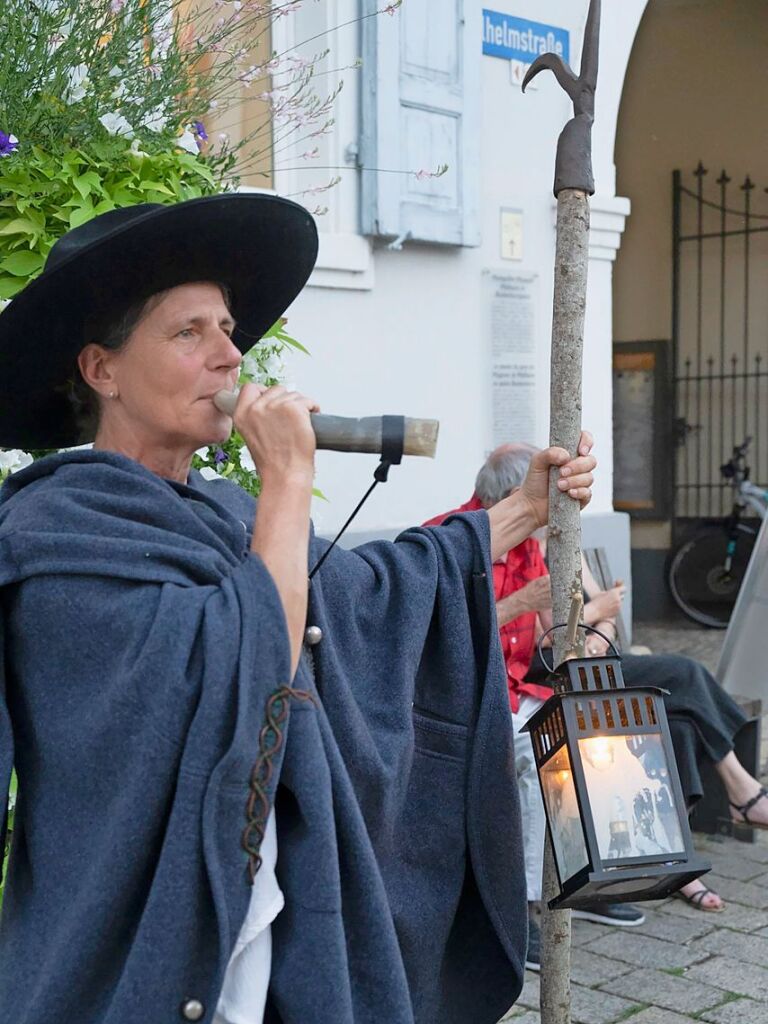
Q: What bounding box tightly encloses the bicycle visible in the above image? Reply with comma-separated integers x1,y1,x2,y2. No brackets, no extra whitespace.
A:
667,437,768,628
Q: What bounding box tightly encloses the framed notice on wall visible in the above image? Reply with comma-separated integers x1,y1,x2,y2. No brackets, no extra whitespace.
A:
484,270,539,449
613,341,673,519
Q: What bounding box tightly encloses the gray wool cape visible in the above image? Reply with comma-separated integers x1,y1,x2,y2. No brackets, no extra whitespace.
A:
0,451,526,1024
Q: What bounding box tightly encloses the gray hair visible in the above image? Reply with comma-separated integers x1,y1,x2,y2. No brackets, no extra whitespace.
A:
474,443,538,506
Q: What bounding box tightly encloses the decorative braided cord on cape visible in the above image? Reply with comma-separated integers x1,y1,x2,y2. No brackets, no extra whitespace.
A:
242,685,316,883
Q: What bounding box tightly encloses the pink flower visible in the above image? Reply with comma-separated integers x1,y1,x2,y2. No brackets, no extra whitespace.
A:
414,164,448,181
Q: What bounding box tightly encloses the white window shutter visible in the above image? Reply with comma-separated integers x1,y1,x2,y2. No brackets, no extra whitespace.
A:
360,0,480,246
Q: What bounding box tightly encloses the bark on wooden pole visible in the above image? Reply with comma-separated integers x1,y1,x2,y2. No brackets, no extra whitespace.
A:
522,3,601,1022
547,189,589,666
540,187,590,1024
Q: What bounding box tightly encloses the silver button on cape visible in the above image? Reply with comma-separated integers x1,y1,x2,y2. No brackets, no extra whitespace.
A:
304,624,323,646
181,999,205,1021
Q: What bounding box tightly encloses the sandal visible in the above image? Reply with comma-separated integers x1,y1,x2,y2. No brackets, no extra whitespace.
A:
730,786,768,831
672,886,725,913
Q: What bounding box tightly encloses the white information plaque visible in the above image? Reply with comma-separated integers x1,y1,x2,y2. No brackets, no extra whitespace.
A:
485,270,538,449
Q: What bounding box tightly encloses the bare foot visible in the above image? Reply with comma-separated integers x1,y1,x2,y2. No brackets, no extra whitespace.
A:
678,879,724,911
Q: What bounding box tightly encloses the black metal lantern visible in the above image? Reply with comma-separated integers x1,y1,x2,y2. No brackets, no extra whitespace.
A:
523,628,710,909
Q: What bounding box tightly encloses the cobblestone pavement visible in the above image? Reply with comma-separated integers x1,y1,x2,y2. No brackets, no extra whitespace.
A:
498,620,768,1024
632,619,726,676
500,829,768,1024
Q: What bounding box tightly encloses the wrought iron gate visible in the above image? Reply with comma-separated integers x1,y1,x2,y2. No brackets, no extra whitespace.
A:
672,164,768,538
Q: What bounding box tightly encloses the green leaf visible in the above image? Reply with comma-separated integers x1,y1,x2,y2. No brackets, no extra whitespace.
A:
0,275,29,298
137,180,174,195
280,334,310,355
72,171,103,200
25,208,46,231
68,204,94,229
191,162,215,185
92,199,116,215
0,251,44,276
0,218,40,238
259,321,310,354
174,152,214,184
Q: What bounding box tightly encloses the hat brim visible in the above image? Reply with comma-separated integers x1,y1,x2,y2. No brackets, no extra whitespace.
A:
0,193,318,449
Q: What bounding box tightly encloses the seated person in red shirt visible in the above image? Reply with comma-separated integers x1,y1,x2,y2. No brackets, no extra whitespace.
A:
426,444,767,963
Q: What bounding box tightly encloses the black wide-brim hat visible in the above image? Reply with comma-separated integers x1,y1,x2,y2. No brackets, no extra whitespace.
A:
0,193,318,449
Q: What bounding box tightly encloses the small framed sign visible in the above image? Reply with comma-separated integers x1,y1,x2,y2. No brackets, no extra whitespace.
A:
500,208,523,261
613,341,673,519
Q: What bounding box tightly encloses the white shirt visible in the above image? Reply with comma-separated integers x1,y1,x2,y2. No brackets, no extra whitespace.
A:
214,810,283,1024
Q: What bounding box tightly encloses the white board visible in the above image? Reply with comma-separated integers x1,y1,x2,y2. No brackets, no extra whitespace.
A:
485,270,538,449
717,513,768,703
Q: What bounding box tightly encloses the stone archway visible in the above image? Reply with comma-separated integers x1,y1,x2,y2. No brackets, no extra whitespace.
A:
613,0,768,619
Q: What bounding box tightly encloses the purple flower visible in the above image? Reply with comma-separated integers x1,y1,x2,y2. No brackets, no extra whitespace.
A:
0,131,19,157
193,120,208,142
214,448,228,465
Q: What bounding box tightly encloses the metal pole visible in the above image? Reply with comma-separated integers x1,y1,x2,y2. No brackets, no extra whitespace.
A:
671,169,682,539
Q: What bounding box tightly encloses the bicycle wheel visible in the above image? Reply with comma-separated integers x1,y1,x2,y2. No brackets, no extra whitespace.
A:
667,522,759,628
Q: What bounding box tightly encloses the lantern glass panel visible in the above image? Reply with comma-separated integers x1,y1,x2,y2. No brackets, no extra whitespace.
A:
578,733,686,861
541,745,590,882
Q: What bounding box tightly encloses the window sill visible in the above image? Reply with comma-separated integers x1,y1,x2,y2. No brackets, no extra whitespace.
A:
308,232,374,291
237,186,374,291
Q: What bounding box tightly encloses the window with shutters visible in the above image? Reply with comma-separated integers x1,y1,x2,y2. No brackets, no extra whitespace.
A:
360,0,480,246
270,0,372,288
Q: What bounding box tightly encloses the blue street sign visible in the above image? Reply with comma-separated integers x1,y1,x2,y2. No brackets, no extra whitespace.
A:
482,10,570,66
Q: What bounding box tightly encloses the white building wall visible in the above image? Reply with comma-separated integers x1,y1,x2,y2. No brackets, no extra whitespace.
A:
274,0,649,595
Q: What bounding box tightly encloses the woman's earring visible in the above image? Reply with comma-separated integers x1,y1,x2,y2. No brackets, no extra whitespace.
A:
109,391,117,399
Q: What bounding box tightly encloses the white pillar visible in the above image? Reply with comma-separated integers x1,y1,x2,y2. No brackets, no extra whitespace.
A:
585,194,631,514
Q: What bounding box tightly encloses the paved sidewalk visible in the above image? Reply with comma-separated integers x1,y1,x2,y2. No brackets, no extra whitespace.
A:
499,619,768,1024
501,829,768,1024
632,620,725,676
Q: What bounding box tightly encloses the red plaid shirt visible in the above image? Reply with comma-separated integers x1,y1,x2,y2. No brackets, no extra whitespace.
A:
424,496,553,712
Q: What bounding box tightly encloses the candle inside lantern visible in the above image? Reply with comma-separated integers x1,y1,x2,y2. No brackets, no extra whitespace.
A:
581,735,614,772
578,734,686,862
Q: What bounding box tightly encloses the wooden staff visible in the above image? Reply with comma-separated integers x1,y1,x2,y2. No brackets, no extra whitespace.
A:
522,2,602,1022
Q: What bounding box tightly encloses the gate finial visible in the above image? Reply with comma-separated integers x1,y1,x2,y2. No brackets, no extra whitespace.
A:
522,0,600,196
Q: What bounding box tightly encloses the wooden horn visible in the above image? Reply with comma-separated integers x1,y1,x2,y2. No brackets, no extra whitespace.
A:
212,389,439,458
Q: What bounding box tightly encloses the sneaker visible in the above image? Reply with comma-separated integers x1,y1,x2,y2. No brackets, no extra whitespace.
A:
525,914,541,972
571,901,645,927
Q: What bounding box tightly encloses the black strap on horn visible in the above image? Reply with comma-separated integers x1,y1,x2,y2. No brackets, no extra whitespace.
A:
309,416,405,580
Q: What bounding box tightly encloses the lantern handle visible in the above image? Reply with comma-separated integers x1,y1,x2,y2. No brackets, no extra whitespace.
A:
536,623,621,674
